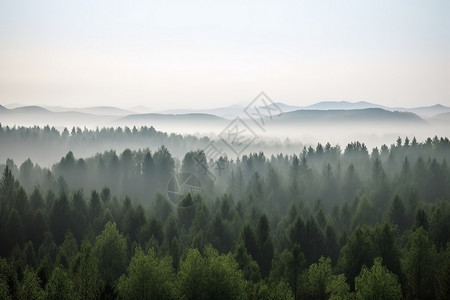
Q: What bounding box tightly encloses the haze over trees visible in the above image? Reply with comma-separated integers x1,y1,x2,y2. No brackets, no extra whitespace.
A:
1,125,450,299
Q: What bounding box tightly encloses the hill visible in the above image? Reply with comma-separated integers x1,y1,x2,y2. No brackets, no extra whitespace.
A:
0,105,116,127
303,101,385,110
272,108,425,124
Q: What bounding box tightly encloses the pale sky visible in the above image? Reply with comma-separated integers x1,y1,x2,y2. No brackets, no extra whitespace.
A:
0,0,449,110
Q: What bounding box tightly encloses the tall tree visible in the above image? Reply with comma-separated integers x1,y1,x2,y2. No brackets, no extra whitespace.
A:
256,214,274,278
303,256,333,300
71,241,100,300
389,195,409,233
18,266,44,300
94,222,127,296
45,266,75,300
403,227,438,299
355,257,402,300
118,248,175,300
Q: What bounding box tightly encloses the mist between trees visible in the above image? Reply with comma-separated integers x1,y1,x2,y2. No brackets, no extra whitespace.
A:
1,125,450,299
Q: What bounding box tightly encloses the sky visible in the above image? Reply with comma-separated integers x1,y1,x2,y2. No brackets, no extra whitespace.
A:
0,0,449,110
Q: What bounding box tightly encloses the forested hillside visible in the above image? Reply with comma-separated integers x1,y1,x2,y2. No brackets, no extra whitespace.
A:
1,126,450,299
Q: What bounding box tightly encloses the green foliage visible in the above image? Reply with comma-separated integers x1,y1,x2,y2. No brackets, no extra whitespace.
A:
1,134,450,299
436,243,450,300
247,280,294,300
118,248,175,300
355,257,402,300
234,242,261,282
0,257,15,300
71,241,100,300
302,256,333,300
178,246,246,300
0,276,12,300
45,266,75,300
270,244,305,299
338,223,402,287
403,227,438,299
338,226,375,287
93,222,127,286
256,214,274,278
18,266,44,300
326,274,351,300
56,231,78,270
389,195,409,233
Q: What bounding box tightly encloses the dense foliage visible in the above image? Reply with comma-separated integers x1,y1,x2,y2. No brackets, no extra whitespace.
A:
1,127,450,299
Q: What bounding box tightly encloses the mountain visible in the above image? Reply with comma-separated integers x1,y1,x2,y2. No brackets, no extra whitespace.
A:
0,105,116,127
3,103,23,109
303,101,385,110
395,104,450,119
429,112,450,125
272,108,425,124
262,102,301,113
44,105,134,116
12,105,50,113
118,113,226,123
264,101,448,118
262,101,384,113
157,105,245,119
434,112,450,119
0,102,443,131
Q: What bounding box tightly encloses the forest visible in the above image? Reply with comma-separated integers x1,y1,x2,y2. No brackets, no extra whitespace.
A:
1,125,450,299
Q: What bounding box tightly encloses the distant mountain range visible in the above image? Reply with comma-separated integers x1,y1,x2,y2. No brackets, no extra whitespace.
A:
42,105,135,116
296,100,385,111
263,101,450,119
1,101,449,129
0,105,116,127
273,108,425,124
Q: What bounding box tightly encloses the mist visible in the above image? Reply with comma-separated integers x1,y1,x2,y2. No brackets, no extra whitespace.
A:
1,0,449,298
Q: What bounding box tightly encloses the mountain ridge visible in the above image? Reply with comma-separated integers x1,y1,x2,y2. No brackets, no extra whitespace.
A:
1,102,448,128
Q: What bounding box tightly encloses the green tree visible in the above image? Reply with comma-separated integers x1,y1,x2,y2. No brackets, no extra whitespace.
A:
256,214,274,277
354,257,401,300
414,208,429,230
178,246,246,300
178,248,206,299
45,266,75,300
93,222,127,289
49,193,70,245
118,248,175,300
0,276,11,300
56,231,78,270
374,222,402,277
248,280,294,300
403,227,438,299
151,193,172,223
18,266,44,300
436,243,450,300
324,225,339,265
153,145,175,188
0,257,16,300
326,274,351,300
269,244,305,300
338,226,375,287
6,209,25,251
234,243,261,282
71,241,100,300
23,240,37,269
389,195,409,233
303,256,332,300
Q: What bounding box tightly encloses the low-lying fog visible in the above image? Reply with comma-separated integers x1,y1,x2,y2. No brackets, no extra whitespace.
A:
0,117,448,167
